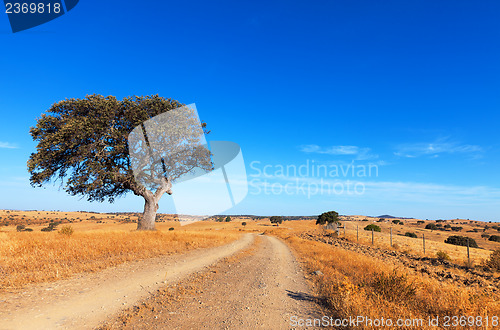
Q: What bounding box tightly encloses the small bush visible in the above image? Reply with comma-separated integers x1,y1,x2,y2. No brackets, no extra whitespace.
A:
444,235,478,248
16,225,25,232
169,227,174,231
489,235,500,242
364,224,381,232
58,226,74,236
436,251,451,261
482,234,491,240
485,249,500,271
425,224,437,230
370,270,418,302
242,222,247,226
405,232,417,238
392,219,400,224
417,220,425,225
451,226,463,232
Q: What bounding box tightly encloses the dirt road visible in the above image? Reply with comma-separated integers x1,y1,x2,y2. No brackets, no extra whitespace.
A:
1,234,324,329
102,234,324,329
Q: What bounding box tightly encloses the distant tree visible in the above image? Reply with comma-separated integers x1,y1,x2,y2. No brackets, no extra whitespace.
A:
445,235,478,248
364,224,381,232
242,222,247,226
392,219,400,224
489,235,500,243
425,223,438,231
417,220,425,225
378,218,385,222
225,216,232,222
270,216,283,226
482,234,491,240
216,217,224,222
405,232,417,238
316,211,340,225
28,95,212,231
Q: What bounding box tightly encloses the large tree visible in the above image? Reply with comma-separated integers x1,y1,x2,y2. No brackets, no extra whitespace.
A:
28,94,212,230
316,211,340,225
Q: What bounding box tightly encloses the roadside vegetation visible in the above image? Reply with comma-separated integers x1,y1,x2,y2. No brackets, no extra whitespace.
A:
0,228,239,290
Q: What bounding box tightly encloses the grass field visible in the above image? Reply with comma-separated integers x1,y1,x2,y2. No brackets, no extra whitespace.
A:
2,209,500,329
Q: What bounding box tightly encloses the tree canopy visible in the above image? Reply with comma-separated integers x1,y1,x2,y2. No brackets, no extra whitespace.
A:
28,94,212,230
316,211,340,225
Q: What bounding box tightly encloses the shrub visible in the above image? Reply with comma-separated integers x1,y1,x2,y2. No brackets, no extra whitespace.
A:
417,220,425,225
225,216,232,222
242,222,247,226
425,224,437,230
436,251,451,261
364,224,381,232
489,235,500,243
58,225,74,236
16,225,25,232
169,227,174,231
444,235,478,248
370,270,418,302
362,218,369,222
485,249,500,271
482,234,491,240
405,232,417,238
451,226,463,232
392,220,400,224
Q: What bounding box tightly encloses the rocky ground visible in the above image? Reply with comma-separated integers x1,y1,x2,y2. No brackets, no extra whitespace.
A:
298,231,500,291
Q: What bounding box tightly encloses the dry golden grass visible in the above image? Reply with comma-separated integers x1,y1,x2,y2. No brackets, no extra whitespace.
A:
262,222,500,329
0,229,239,290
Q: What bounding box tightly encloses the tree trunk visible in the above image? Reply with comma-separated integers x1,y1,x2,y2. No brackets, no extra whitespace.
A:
137,197,158,230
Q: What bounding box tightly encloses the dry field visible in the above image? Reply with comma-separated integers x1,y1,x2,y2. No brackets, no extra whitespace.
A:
259,220,500,329
0,212,240,290
2,210,500,329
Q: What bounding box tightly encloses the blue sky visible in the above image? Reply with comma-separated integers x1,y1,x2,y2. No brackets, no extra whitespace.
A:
1,1,500,220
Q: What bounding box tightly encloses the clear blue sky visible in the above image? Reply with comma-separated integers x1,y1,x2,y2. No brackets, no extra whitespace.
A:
1,1,499,220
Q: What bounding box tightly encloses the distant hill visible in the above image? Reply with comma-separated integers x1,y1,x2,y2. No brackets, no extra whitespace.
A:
376,214,416,219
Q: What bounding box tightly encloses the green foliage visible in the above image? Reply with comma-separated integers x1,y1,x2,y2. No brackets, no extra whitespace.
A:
27,95,213,230
445,235,478,248
404,232,417,238
316,211,340,225
168,227,174,231
451,226,463,232
58,225,74,236
270,216,283,226
225,216,232,222
436,251,451,261
392,219,400,224
488,235,500,242
364,224,381,232
425,223,437,230
16,225,25,232
242,222,247,226
417,220,425,225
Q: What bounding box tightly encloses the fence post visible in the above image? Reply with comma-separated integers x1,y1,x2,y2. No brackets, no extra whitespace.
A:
357,225,359,242
423,234,426,254
390,227,393,247
372,228,374,245
467,238,470,265
344,223,346,236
